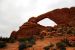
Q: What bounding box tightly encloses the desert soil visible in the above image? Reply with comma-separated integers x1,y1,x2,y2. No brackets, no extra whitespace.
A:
0,36,75,50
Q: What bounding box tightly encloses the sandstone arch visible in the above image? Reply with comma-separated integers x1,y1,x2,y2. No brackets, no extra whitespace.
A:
11,7,75,39
28,7,75,26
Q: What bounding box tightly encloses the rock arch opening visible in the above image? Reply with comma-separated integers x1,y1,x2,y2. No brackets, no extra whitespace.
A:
37,18,57,27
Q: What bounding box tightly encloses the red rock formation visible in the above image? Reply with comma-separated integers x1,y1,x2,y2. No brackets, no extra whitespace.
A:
14,22,46,39
10,7,75,39
10,31,17,38
29,7,75,26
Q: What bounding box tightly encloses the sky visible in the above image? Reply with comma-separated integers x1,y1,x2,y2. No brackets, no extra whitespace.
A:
0,0,75,37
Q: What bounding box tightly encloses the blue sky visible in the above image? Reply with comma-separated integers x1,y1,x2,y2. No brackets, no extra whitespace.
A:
0,0,75,37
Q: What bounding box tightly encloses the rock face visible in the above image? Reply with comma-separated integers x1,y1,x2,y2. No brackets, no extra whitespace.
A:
10,7,75,39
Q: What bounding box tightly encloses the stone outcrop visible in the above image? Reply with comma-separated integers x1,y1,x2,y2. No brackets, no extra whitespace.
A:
10,7,75,39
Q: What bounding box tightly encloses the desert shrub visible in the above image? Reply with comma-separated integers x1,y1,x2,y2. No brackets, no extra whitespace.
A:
49,43,54,47
56,42,66,48
0,37,16,43
18,37,35,48
0,41,7,48
69,41,75,47
61,38,71,47
18,37,35,43
28,37,35,45
71,42,75,47
0,37,8,41
18,42,26,50
53,24,75,35
18,37,35,50
60,47,66,50
7,37,16,43
44,46,50,50
56,42,66,50
18,38,28,42
43,43,54,50
40,36,44,40
71,28,75,35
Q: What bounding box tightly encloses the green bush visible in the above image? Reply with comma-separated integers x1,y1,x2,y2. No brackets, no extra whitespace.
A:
56,42,66,50
18,38,28,42
18,42,26,50
18,37,36,48
0,37,16,43
8,37,16,43
0,41,7,48
56,42,66,48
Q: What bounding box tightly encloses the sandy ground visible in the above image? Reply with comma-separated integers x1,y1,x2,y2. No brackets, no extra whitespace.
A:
0,36,75,50
0,41,19,50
